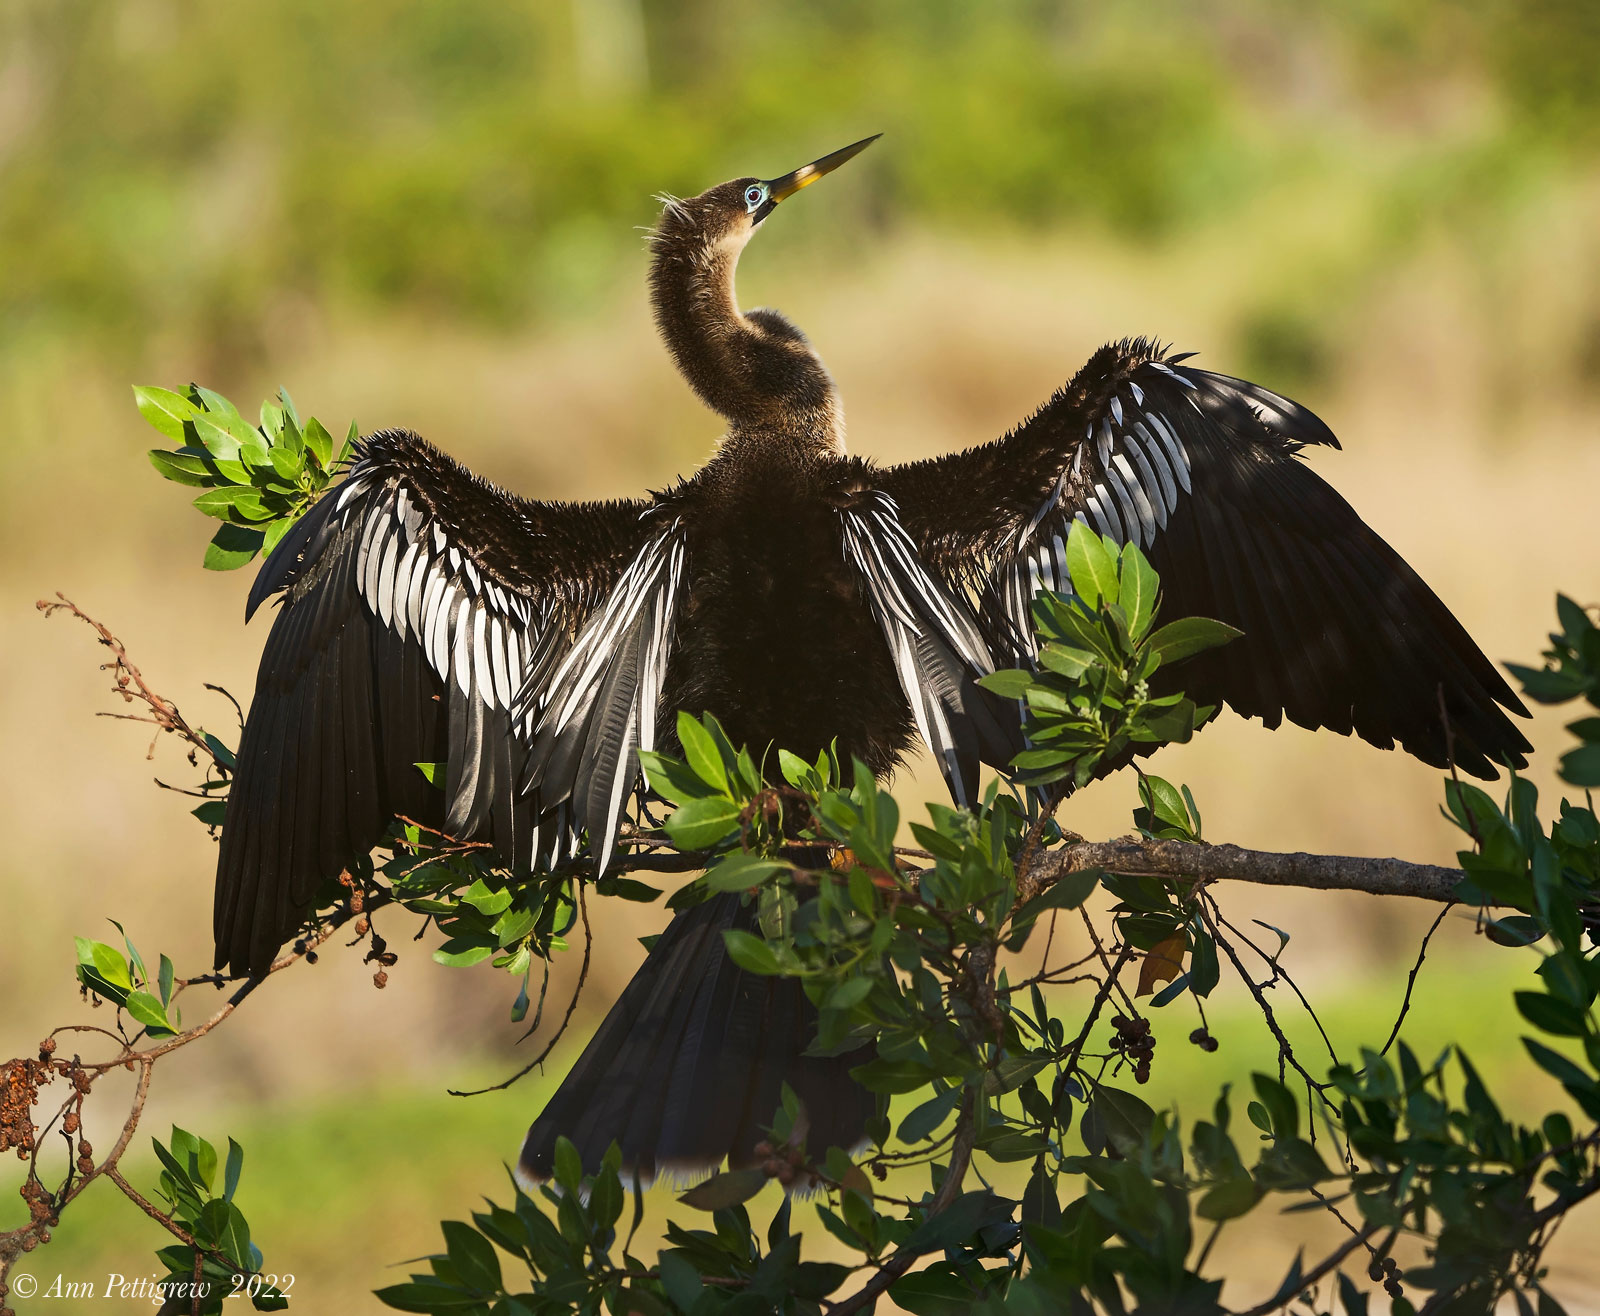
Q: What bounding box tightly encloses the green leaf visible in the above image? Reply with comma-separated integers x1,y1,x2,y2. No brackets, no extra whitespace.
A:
158,954,175,1007
441,1219,502,1294
677,712,730,794
1559,742,1600,787
664,796,742,850
1084,1085,1156,1158
147,448,217,487
432,940,496,968
1117,542,1159,639
1251,1073,1299,1139
168,1125,218,1189
198,1198,252,1267
1523,1038,1596,1093
135,385,201,441
86,940,132,991
897,1086,960,1142
461,879,513,916
703,852,787,893
303,417,335,469
903,1190,1013,1254
193,485,273,524
1197,1174,1262,1221
677,1168,767,1211
224,1138,243,1200
1038,643,1095,679
1145,616,1243,667
1065,524,1119,608
850,1056,935,1095
373,1280,485,1311
977,668,1036,700
1515,990,1588,1037
1010,868,1101,933
414,761,442,785
204,523,265,571
892,1266,980,1315
825,976,874,1011
125,990,178,1038
722,929,781,975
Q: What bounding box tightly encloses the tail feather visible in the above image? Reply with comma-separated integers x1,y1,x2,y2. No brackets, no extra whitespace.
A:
517,892,875,1185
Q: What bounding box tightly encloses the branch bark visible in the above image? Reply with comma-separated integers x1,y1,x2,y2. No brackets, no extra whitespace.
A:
1022,837,1479,906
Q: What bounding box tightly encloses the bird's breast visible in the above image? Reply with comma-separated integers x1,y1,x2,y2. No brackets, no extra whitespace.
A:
660,481,915,774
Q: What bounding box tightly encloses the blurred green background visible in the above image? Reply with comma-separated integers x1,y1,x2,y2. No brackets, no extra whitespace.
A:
4,1,1600,1310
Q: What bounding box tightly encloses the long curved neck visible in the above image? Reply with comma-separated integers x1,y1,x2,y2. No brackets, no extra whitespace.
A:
649,223,842,453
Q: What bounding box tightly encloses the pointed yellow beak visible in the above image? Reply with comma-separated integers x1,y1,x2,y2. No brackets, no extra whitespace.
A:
766,134,881,205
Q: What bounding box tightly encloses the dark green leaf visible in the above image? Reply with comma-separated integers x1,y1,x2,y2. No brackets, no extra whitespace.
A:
147,448,216,487
722,929,781,976
1251,1073,1299,1139
664,796,742,850
441,1219,502,1293
1085,1085,1156,1158
677,1168,767,1211
903,1190,1013,1254
677,712,730,793
204,523,264,571
372,1281,485,1311
892,1265,980,1315
198,1198,252,1267
1559,743,1600,787
977,668,1036,700
1515,990,1588,1037
703,852,787,893
1145,616,1243,667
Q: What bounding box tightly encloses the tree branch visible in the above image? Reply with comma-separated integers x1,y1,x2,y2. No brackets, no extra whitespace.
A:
1026,837,1478,906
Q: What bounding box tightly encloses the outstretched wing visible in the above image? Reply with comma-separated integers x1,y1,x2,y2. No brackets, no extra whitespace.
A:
215,429,682,975
837,489,1021,807
877,337,1530,780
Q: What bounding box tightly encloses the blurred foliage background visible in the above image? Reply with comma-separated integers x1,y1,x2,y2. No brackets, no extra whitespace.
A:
4,0,1600,1310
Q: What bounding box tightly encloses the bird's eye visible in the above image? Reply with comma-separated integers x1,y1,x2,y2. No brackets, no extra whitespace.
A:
744,184,767,212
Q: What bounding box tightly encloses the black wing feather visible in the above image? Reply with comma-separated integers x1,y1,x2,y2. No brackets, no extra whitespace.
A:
215,429,669,975
879,338,1529,783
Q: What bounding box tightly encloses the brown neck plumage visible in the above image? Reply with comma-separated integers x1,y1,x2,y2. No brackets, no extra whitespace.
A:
649,204,842,454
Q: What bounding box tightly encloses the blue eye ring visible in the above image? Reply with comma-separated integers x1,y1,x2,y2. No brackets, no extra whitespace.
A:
744,183,767,213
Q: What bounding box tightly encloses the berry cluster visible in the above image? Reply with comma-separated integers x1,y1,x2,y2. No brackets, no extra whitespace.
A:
1109,1014,1155,1084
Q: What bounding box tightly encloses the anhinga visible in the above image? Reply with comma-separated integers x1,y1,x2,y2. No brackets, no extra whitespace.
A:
215,136,1530,1186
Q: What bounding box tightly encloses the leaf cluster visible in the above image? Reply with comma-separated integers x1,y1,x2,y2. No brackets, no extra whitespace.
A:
136,383,356,571
149,1125,288,1313
977,529,1238,790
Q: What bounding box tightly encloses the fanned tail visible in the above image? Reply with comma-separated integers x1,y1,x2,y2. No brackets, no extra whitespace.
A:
517,891,875,1186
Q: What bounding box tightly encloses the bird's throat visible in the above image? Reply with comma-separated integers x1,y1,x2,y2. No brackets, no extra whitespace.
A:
649,227,843,454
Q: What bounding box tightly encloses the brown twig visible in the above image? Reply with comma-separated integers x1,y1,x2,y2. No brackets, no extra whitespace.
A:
37,594,221,767
1231,1223,1381,1316
448,882,595,1097
1380,904,1452,1057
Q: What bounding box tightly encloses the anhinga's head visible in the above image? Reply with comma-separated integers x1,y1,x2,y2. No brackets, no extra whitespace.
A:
649,136,879,449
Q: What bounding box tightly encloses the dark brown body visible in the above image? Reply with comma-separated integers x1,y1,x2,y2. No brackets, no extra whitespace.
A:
664,446,913,774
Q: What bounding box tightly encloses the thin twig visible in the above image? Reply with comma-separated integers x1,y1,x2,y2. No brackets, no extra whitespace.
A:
1380,905,1451,1057
1232,1224,1380,1316
449,883,594,1097
829,1095,978,1316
